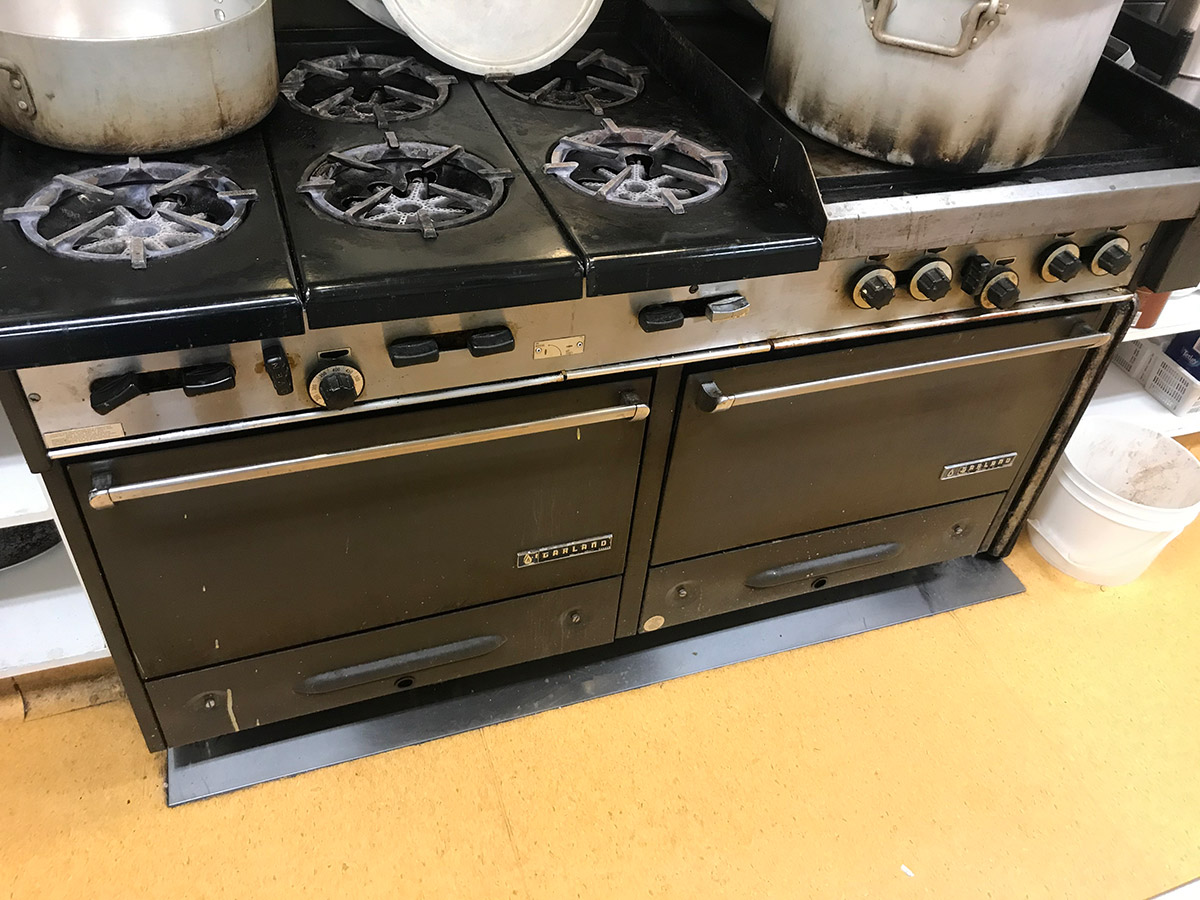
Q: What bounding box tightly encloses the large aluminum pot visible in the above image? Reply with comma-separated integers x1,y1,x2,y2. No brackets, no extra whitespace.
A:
0,0,278,154
765,0,1125,172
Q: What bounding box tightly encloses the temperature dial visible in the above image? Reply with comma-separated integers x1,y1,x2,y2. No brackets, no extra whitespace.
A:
308,363,365,409
908,258,953,302
1040,242,1084,283
850,266,896,310
1088,235,1133,277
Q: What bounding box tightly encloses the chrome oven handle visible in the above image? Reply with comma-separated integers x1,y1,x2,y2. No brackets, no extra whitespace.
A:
697,326,1111,414
88,390,650,510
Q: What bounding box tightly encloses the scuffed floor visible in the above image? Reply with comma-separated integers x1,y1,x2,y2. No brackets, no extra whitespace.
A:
3,455,1199,898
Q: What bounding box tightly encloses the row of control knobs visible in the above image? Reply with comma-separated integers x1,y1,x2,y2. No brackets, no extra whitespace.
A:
308,325,517,409
849,235,1132,311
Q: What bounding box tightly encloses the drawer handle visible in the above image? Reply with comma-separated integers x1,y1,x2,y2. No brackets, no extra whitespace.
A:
746,543,902,589
697,326,1110,413
88,389,650,509
296,634,507,695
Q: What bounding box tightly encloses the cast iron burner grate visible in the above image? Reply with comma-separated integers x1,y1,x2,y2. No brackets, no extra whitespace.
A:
2,159,256,269
298,132,512,236
543,119,729,214
486,49,646,114
281,46,456,125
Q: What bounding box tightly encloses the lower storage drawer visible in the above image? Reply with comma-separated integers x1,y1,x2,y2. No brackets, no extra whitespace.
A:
639,495,1006,632
147,578,621,746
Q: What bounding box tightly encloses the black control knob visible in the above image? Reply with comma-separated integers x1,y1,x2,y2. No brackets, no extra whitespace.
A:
1089,236,1133,277
1041,243,1084,284
262,343,294,396
980,269,1021,310
319,371,357,409
308,364,364,409
909,258,953,302
638,304,686,332
90,372,145,415
388,336,440,368
959,254,993,297
467,326,516,357
850,266,896,310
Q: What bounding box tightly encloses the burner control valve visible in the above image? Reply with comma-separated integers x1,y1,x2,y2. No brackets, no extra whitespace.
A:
961,254,1021,310
1088,235,1133,277
908,258,954,302
849,266,897,310
1040,242,1084,284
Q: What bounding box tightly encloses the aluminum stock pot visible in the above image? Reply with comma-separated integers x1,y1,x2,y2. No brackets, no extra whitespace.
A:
0,0,278,154
765,0,1125,172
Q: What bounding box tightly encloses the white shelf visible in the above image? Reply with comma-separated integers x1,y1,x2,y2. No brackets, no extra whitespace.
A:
0,543,108,678
1087,366,1200,438
0,412,52,529
1124,290,1200,343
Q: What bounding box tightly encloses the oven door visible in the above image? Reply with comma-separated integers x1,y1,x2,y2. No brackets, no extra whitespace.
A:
68,378,650,678
651,309,1109,565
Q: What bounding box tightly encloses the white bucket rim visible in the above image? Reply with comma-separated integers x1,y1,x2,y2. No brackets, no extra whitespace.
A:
1062,417,1200,522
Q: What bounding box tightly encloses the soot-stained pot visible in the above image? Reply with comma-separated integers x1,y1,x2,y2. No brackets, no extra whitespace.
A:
765,0,1125,172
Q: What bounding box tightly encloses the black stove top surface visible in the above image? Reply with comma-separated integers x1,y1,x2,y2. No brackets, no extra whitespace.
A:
474,34,822,296
0,129,302,369
268,40,583,330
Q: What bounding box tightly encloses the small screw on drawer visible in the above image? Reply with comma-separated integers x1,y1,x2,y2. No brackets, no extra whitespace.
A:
203,696,217,710
952,524,965,536
568,610,583,625
677,587,688,598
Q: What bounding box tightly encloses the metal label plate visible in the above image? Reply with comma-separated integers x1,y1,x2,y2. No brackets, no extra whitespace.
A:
517,534,613,568
44,423,126,448
533,336,586,359
941,452,1018,480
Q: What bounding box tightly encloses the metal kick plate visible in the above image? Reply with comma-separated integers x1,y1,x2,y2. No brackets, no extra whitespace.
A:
533,336,586,359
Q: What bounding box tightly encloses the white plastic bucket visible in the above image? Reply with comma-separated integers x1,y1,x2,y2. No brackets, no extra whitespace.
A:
1028,417,1200,585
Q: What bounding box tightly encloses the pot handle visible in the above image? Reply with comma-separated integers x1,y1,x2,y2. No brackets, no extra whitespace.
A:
861,0,1008,58
0,58,36,118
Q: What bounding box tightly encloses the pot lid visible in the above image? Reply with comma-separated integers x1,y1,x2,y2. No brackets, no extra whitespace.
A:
379,0,604,75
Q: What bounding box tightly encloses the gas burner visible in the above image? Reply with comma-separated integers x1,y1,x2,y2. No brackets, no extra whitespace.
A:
299,133,512,237
543,119,729,214
487,48,646,114
281,46,456,125
2,159,255,269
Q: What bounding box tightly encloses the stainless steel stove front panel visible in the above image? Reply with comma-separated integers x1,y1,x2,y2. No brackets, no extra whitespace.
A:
19,225,1148,450
821,168,1200,259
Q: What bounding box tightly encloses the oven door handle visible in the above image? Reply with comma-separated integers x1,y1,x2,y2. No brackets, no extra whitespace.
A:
696,325,1111,413
87,389,650,509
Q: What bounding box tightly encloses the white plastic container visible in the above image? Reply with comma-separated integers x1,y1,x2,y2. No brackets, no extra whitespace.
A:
1028,417,1200,585
1110,338,1163,383
1144,345,1200,417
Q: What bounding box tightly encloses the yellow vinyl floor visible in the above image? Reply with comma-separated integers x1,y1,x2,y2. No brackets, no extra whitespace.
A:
4,512,1200,897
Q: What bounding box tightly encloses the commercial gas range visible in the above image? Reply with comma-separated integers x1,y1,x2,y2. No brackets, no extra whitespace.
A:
3,0,1200,753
